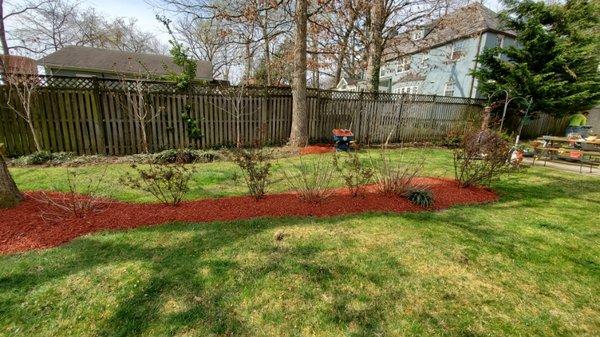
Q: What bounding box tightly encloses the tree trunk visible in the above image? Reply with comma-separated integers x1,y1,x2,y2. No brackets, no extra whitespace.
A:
311,34,319,88
289,0,308,147
0,144,22,208
333,27,353,87
0,0,10,75
262,9,271,86
244,39,253,82
366,0,385,93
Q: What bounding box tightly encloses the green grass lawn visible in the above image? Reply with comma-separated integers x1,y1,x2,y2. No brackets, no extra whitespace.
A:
1,148,599,337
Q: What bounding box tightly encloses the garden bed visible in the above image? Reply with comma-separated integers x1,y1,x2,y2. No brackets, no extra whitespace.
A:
0,178,497,254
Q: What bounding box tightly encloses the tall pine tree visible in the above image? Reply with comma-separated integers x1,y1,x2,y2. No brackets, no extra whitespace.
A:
473,0,599,119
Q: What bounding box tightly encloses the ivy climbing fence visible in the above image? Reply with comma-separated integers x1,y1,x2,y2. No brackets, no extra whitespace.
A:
0,75,486,156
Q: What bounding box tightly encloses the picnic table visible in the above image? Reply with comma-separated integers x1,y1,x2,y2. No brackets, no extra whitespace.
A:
532,136,600,173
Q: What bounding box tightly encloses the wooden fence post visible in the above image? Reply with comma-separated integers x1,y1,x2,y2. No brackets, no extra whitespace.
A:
91,77,106,154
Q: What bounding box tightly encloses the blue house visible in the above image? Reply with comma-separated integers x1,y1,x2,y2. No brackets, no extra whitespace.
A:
339,4,515,98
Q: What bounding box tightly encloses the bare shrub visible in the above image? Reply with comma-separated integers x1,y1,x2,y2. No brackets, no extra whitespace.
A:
371,151,424,196
34,168,108,221
453,129,513,187
119,163,195,205
230,147,272,200
332,151,373,197
283,156,336,203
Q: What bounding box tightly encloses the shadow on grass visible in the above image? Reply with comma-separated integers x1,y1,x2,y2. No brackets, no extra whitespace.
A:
1,217,410,337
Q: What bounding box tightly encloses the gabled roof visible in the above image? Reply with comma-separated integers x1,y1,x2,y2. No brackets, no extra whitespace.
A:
38,46,213,79
384,3,514,62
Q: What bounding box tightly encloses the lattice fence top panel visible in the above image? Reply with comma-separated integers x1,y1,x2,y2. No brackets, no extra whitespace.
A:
0,75,485,105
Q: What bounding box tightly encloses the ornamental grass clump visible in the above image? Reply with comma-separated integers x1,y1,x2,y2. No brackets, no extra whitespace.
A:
332,151,373,197
230,146,272,200
283,156,336,203
119,163,195,206
403,187,434,208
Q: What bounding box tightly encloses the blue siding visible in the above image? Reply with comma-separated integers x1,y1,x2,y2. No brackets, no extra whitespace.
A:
377,32,515,98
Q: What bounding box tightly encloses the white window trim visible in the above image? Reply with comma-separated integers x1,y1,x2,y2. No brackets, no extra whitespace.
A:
394,86,419,94
444,81,455,96
412,30,424,41
396,57,411,74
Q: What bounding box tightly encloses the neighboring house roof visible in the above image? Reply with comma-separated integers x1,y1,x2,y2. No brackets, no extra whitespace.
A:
38,46,213,79
336,77,360,89
384,3,514,62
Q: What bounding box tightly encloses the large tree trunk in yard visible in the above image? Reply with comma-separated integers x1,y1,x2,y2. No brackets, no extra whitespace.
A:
0,144,22,208
366,0,385,93
289,0,308,147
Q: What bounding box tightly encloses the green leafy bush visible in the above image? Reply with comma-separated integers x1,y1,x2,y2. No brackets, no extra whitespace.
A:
332,152,373,197
119,163,195,206
13,151,75,166
230,147,272,200
153,149,222,164
404,188,434,208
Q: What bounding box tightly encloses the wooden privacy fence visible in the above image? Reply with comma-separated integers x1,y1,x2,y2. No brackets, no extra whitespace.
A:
0,76,485,156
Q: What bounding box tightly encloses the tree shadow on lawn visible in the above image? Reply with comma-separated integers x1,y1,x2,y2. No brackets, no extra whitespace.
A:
492,169,600,205
1,217,409,337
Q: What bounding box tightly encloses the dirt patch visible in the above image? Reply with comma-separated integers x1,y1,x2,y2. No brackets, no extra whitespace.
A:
0,178,497,254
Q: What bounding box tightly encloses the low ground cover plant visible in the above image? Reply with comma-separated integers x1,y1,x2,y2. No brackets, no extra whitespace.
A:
230,146,272,200
332,151,373,197
453,128,514,187
12,151,75,166
283,155,336,203
153,149,222,164
119,163,195,206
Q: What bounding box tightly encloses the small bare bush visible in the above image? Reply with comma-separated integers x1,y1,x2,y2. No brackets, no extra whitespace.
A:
230,147,272,200
119,163,195,205
371,151,424,196
35,168,108,221
332,152,373,197
283,156,336,203
453,129,513,187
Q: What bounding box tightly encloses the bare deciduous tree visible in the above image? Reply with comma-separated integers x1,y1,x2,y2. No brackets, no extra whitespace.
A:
4,71,43,151
117,62,164,153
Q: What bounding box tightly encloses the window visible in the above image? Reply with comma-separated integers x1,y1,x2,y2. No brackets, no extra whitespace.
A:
396,57,411,73
497,34,505,48
444,81,455,96
412,30,424,41
450,41,464,61
394,86,419,94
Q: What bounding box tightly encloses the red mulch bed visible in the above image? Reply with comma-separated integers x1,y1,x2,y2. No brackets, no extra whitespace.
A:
0,178,497,254
299,144,335,155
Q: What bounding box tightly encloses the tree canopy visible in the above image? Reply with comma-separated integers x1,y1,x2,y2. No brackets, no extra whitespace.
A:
473,0,600,117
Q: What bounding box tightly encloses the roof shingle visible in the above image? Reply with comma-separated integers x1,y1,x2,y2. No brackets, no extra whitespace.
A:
38,46,213,79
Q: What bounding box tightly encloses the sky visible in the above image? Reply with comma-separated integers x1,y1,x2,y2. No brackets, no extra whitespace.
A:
81,0,505,46
83,0,172,44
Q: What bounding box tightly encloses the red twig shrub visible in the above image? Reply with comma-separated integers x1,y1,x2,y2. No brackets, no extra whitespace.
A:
453,129,513,187
33,169,108,222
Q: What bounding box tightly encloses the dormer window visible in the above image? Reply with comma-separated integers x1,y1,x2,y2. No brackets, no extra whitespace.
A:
412,30,424,41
